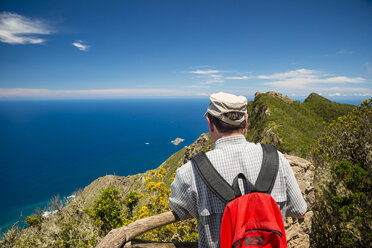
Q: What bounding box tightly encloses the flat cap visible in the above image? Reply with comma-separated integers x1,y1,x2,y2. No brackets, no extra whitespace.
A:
204,92,247,126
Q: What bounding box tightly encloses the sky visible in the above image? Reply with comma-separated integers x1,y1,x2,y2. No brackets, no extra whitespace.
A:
0,0,371,101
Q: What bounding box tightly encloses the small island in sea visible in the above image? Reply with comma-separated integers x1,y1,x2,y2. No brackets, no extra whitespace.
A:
171,137,184,146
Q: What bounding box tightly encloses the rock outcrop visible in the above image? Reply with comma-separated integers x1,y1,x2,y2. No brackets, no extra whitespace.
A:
284,155,315,248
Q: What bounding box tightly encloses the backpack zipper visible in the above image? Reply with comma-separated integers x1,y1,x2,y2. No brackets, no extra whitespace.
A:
231,229,283,247
245,228,282,237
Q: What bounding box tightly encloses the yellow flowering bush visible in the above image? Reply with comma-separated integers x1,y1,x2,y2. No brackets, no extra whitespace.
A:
123,167,198,242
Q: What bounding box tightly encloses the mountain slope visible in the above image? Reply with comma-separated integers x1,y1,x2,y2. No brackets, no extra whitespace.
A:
246,92,354,157
303,92,355,123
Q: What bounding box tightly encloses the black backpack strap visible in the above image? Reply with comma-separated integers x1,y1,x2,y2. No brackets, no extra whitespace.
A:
191,144,279,203
191,152,235,204
232,173,256,197
255,144,279,194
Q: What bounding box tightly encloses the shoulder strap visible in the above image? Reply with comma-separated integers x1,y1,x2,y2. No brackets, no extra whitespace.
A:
191,152,236,204
255,144,279,194
191,143,279,203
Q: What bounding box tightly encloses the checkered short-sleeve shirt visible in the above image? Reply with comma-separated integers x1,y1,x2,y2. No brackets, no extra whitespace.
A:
169,135,307,248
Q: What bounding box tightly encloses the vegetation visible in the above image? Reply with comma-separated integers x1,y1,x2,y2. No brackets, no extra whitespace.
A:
0,191,100,248
246,92,354,157
123,167,198,241
311,99,371,247
89,187,124,235
303,92,356,123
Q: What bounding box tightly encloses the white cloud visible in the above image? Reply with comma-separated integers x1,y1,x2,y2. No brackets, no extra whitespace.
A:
224,76,252,80
0,12,52,44
261,69,367,89
185,85,209,88
186,68,226,85
189,69,222,74
72,40,89,51
352,92,372,97
337,49,354,55
327,91,372,97
184,67,371,96
329,92,343,97
200,79,224,85
258,69,320,80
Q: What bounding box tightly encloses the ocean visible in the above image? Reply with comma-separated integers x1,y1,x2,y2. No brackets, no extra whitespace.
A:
0,99,209,231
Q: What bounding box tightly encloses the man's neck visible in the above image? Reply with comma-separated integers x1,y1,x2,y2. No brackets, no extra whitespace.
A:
214,131,243,142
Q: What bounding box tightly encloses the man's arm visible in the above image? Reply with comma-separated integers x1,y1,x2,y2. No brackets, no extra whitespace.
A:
169,162,198,220
280,153,307,217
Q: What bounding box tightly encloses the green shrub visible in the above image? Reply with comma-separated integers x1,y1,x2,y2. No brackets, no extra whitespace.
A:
122,167,198,242
90,187,124,235
25,214,44,228
124,190,143,218
312,99,371,247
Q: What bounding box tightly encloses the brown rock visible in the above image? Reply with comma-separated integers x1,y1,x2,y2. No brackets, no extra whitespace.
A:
267,91,283,98
283,155,315,248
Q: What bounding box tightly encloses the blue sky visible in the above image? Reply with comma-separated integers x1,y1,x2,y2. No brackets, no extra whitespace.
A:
0,0,371,101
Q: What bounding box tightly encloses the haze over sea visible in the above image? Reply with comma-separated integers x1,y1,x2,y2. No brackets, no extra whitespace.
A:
0,97,362,231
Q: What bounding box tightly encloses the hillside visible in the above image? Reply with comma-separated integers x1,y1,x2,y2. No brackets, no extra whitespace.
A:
303,92,355,123
246,91,354,157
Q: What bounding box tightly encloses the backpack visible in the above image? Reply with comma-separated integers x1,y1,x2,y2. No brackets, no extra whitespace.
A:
191,144,287,248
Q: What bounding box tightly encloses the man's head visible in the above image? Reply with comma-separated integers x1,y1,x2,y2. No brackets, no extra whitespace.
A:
204,92,248,140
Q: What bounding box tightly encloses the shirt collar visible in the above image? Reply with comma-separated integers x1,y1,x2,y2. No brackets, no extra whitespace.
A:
214,134,246,149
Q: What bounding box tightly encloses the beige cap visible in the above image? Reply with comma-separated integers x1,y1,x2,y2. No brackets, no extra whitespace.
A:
204,92,247,126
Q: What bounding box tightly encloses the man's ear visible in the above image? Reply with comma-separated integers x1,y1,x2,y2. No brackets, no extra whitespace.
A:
206,116,214,132
244,114,248,129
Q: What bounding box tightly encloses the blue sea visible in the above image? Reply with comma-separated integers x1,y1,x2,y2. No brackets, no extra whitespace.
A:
0,99,209,231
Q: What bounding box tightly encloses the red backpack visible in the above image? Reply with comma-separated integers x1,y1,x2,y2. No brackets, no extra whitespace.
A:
191,144,287,248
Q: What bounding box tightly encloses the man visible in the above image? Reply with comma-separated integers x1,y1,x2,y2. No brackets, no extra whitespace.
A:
169,92,307,247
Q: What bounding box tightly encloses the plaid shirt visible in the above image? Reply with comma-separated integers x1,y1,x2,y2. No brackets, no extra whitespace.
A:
169,135,307,248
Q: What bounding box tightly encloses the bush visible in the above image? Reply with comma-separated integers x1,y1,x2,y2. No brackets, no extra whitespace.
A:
312,99,371,247
0,190,100,248
124,190,143,218
90,187,124,235
122,167,198,242
25,214,44,228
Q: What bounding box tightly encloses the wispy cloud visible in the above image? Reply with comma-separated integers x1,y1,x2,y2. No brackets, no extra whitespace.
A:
200,78,225,85
183,66,371,97
189,69,222,74
72,40,89,51
258,69,320,80
337,49,354,55
0,12,52,44
326,88,372,97
225,76,253,80
185,85,209,88
261,69,366,89
185,68,227,85
0,88,204,99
